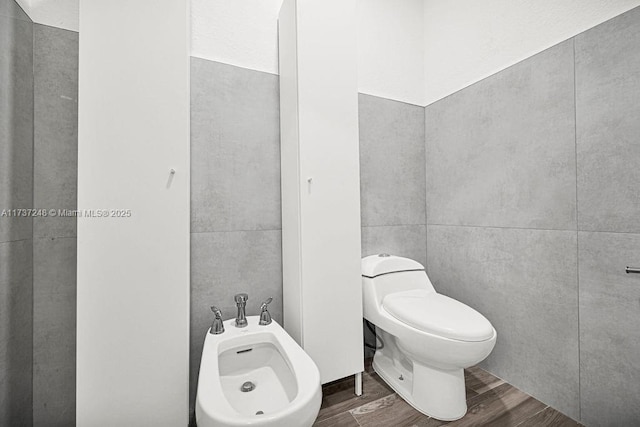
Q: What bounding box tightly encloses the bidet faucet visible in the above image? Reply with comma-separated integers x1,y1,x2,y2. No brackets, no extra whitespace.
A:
259,297,273,325
210,306,224,335
234,293,249,327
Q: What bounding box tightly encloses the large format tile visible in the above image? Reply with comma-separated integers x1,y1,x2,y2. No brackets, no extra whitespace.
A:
517,407,581,427
0,239,33,426
425,40,576,230
359,94,425,227
0,0,30,21
32,237,76,426
578,231,640,426
189,230,283,415
318,362,581,427
448,382,547,427
464,365,505,396
191,58,281,233
427,225,580,419
575,7,640,233
33,25,79,239
190,230,283,330
351,393,424,427
0,14,33,243
313,411,359,427
361,225,426,267
317,371,393,422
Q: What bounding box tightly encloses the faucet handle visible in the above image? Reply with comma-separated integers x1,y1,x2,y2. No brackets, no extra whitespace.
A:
260,297,272,310
234,293,248,304
259,297,273,326
209,306,225,334
211,306,222,318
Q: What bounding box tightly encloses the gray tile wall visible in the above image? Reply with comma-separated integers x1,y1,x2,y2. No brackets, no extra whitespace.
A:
0,0,29,21
358,93,426,358
32,24,78,426
575,7,640,234
0,0,33,424
426,41,577,230
578,232,640,426
425,39,581,420
575,7,640,426
189,58,283,422
359,94,427,267
0,240,33,426
0,4,33,244
427,226,580,418
425,6,640,425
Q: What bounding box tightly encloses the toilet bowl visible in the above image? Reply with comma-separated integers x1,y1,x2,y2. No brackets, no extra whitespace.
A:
195,316,322,427
362,254,497,421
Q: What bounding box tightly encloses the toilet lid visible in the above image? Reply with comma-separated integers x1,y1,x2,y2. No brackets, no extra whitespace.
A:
382,290,494,342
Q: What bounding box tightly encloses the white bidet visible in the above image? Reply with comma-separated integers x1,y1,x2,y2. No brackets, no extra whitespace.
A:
195,316,322,427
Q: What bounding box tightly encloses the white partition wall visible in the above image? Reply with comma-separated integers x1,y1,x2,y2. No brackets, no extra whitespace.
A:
279,0,364,384
77,0,190,424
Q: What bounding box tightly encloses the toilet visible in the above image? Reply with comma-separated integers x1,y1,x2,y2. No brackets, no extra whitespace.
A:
362,254,497,421
195,316,322,427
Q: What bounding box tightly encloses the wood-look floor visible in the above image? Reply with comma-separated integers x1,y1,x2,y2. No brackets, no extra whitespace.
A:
313,361,582,427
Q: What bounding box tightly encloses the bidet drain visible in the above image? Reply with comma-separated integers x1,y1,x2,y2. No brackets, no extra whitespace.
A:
256,411,264,415
241,381,255,392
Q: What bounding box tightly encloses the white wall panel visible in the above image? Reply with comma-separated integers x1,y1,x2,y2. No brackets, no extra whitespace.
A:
279,0,364,384
77,0,190,424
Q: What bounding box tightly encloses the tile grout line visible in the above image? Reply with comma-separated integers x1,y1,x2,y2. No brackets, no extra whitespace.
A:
347,391,396,419
428,222,640,236
573,36,582,423
31,24,37,424
190,224,640,236
513,405,550,427
361,223,427,229
318,410,363,427
190,228,282,234
34,235,77,240
426,222,576,233
352,411,364,427
424,104,429,276
0,237,32,245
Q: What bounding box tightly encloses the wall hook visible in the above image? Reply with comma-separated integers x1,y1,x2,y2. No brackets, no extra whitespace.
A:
167,168,176,189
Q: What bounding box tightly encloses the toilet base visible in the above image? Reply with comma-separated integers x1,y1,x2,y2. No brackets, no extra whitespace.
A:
373,348,467,421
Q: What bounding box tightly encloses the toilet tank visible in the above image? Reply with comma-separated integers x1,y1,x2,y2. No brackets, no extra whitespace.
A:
361,255,436,320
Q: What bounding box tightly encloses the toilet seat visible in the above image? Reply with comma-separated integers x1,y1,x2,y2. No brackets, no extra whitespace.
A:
382,290,494,342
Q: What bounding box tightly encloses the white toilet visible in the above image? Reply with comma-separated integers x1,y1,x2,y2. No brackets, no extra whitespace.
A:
362,254,497,421
195,316,322,427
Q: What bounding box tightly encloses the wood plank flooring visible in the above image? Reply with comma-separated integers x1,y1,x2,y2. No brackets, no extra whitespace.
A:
313,361,581,427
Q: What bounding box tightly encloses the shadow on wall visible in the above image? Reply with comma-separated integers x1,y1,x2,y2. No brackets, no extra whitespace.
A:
1,242,33,426
0,0,34,425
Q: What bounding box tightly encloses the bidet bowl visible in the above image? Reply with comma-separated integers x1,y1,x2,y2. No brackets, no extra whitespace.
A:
196,316,322,427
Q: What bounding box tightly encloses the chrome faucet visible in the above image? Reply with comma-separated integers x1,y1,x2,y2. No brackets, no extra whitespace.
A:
234,293,249,327
210,306,225,334
259,297,273,325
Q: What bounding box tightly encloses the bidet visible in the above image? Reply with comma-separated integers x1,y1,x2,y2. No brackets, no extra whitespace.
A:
195,316,322,427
